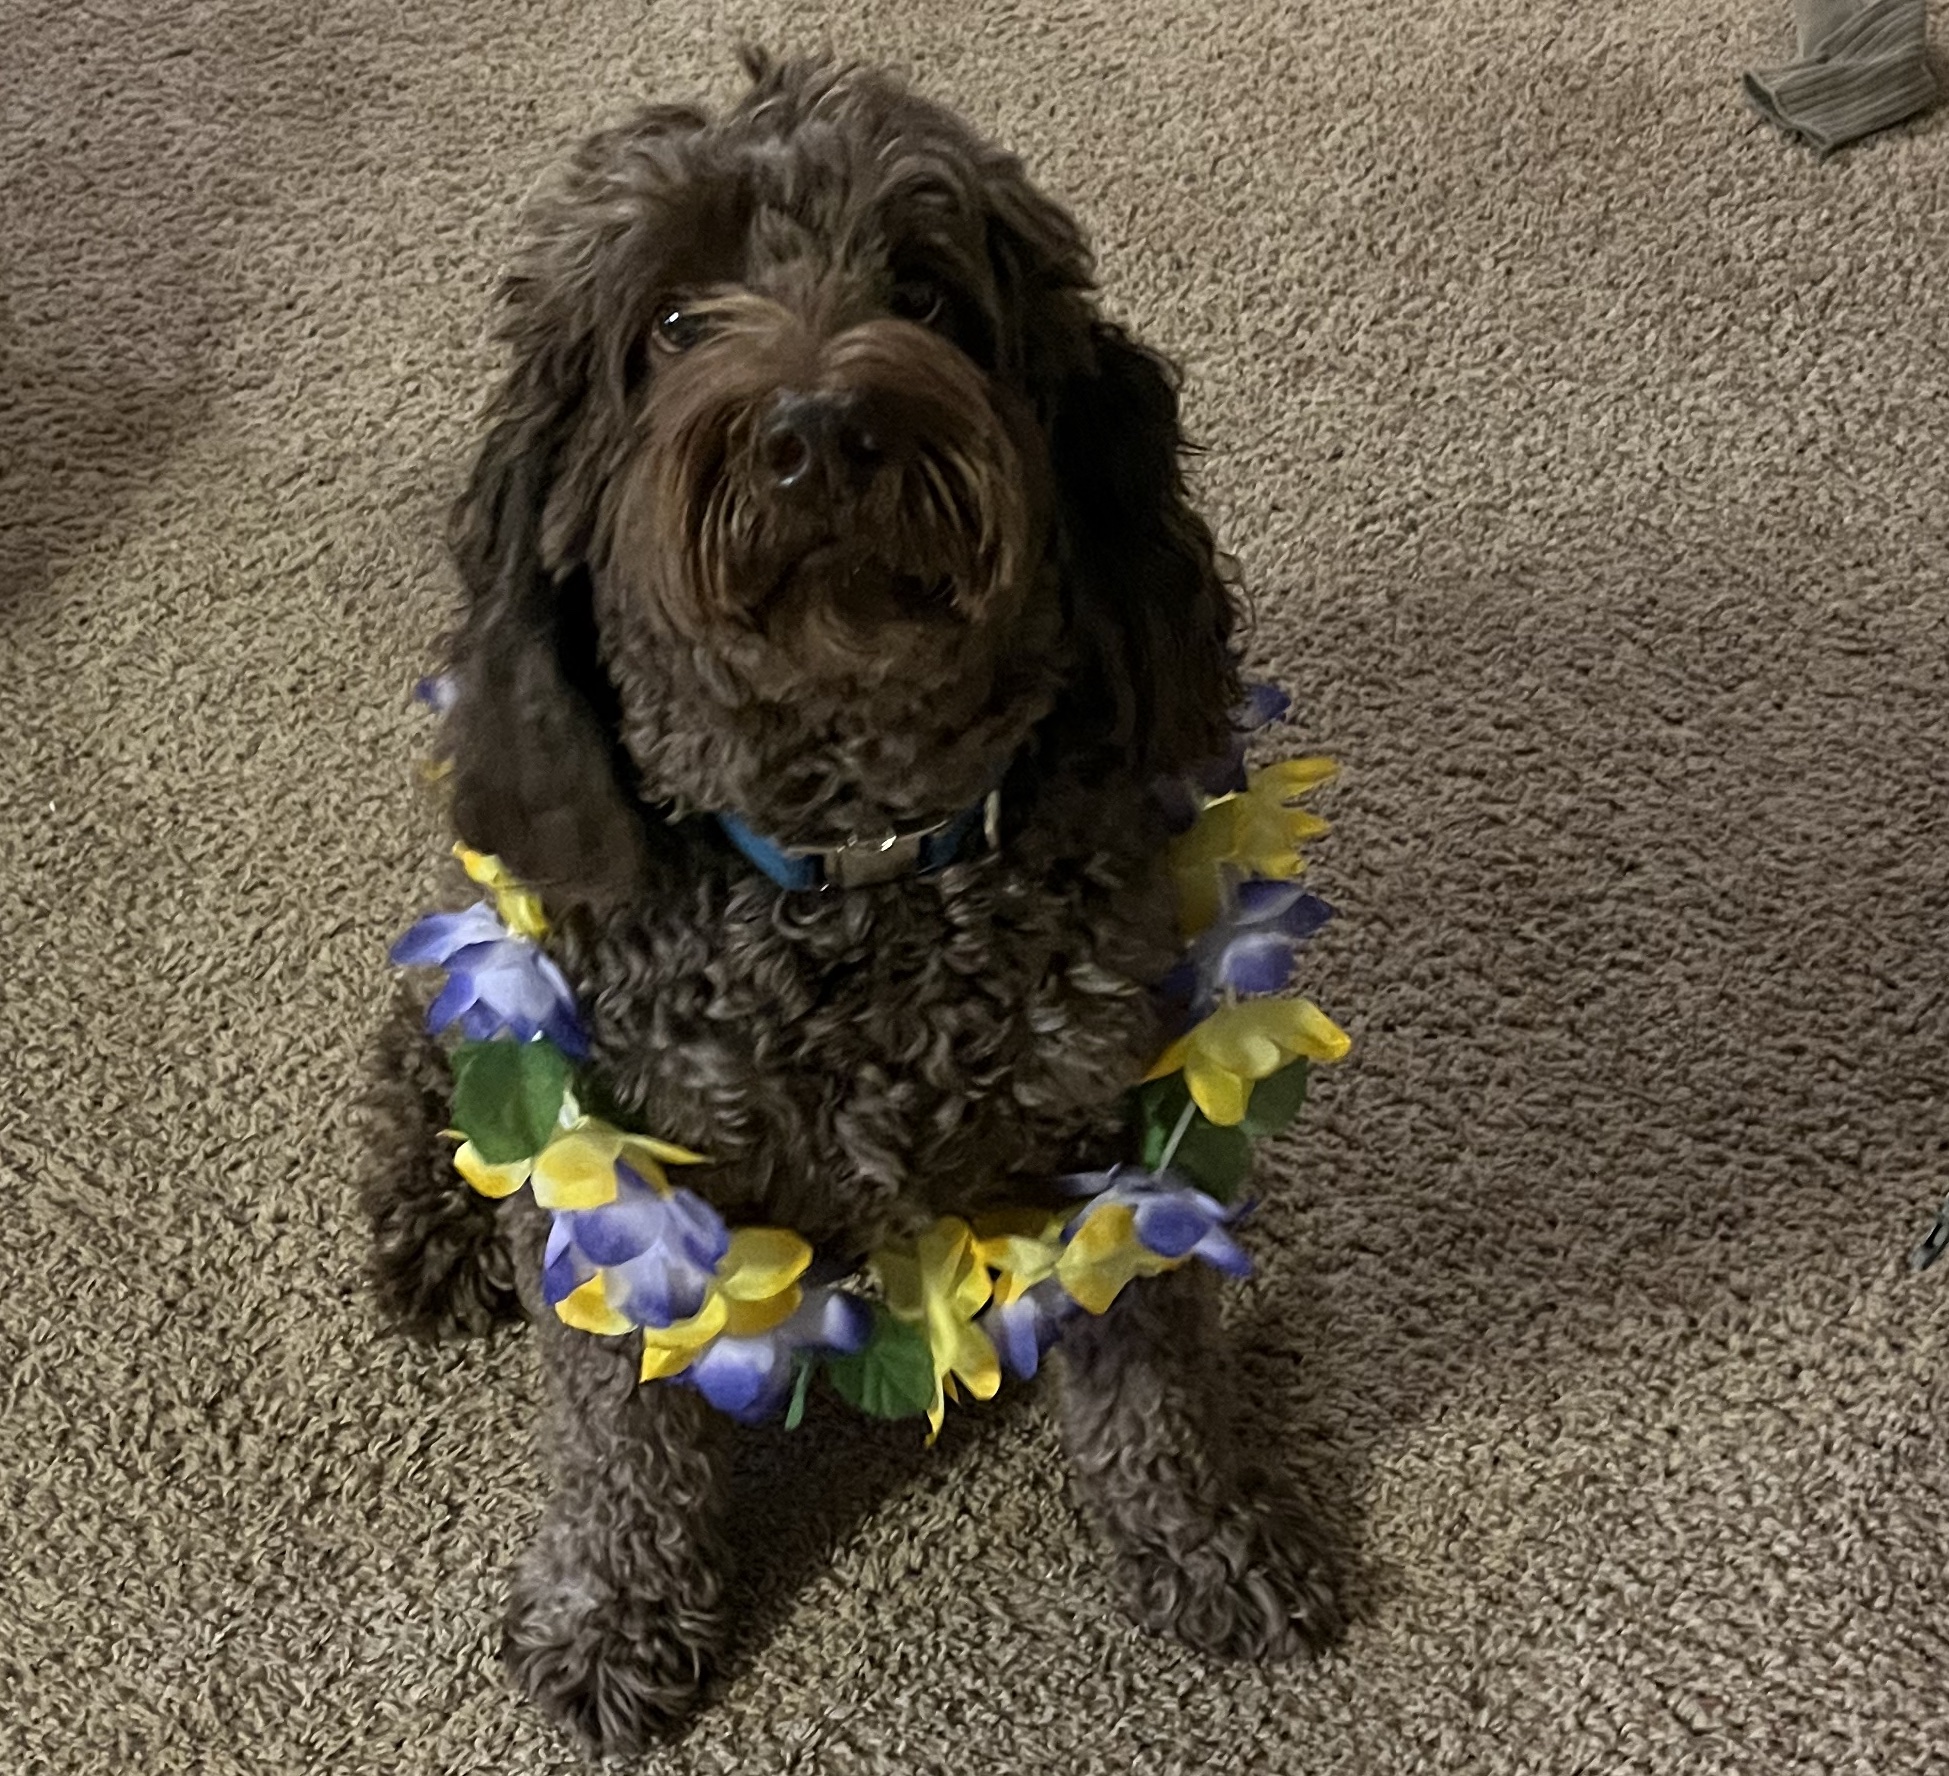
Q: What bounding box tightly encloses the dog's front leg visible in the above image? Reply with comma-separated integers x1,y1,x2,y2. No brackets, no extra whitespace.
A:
1056,1263,1342,1661
500,1201,729,1753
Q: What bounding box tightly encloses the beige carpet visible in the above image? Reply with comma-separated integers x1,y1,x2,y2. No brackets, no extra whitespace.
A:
5,1,1946,1770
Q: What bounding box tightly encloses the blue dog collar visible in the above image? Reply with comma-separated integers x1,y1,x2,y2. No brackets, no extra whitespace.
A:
718,791,1001,891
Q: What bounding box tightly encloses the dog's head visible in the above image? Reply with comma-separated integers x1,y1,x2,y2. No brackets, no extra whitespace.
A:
444,51,1238,903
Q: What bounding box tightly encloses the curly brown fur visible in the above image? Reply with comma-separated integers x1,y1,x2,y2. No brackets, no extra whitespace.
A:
363,49,1334,1751
1056,1265,1342,1658
498,1198,731,1748
359,983,519,1337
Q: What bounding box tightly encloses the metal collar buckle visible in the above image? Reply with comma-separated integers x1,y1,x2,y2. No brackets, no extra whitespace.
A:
815,789,1002,890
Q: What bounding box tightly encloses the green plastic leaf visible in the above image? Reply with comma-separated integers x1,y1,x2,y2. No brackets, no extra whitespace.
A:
1133,1071,1192,1158
1132,1073,1252,1202
449,1040,572,1164
1167,1116,1254,1202
1239,1056,1310,1138
783,1356,815,1431
824,1309,935,1420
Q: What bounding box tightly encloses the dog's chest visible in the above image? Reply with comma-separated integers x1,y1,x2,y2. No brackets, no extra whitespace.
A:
569,838,1175,1240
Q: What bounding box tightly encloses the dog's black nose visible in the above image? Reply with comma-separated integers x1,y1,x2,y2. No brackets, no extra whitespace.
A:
760,390,885,494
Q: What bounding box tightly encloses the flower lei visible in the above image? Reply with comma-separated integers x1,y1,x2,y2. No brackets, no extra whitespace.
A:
391,685,1348,1437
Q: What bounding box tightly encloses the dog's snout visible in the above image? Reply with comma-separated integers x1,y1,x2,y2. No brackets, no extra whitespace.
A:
760,390,886,494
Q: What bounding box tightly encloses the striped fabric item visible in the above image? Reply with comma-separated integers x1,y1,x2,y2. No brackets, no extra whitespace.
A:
1744,0,1938,153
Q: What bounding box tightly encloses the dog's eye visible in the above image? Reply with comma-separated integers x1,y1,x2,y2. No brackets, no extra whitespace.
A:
889,278,947,328
652,303,710,354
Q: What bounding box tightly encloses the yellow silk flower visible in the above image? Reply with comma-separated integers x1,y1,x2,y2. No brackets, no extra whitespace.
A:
876,1218,1003,1436
1171,758,1336,934
970,1208,1068,1305
973,1199,1214,1321
553,1227,812,1381
454,1117,706,1209
456,844,549,941
635,1228,812,1380
1055,1203,1179,1314
1147,997,1352,1126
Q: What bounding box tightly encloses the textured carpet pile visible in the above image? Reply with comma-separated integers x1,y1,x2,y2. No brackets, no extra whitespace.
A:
4,2,1945,1771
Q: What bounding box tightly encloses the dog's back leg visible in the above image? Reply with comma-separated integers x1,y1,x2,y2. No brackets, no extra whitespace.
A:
356,982,520,1336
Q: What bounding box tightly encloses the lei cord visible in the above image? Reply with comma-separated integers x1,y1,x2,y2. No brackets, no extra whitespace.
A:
389,682,1349,1435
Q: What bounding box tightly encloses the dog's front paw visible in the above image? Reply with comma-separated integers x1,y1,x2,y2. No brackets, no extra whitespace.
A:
1114,1493,1342,1662
502,1568,715,1753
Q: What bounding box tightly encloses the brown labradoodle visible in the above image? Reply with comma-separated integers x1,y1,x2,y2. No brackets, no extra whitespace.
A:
361,48,1338,1754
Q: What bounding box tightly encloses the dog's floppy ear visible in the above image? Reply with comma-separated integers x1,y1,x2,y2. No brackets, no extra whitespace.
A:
1046,321,1241,776
444,421,649,913
441,108,707,910
980,171,1238,775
